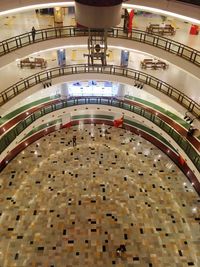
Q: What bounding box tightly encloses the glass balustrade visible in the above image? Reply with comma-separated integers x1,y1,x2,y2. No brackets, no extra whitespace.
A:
0,97,199,172
1,65,199,119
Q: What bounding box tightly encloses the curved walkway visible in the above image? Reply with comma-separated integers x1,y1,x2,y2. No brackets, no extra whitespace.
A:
0,27,199,78
0,27,199,66
0,98,60,135
1,97,200,150
0,65,199,119
0,97,199,174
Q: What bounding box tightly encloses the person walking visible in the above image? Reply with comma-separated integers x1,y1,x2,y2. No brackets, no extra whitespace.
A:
116,244,126,257
72,136,77,147
31,26,36,42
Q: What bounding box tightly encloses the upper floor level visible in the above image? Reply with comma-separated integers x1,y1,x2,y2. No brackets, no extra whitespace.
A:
0,0,200,22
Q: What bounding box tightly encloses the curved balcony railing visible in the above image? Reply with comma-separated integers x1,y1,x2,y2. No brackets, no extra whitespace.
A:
0,97,199,172
0,26,199,67
0,64,199,118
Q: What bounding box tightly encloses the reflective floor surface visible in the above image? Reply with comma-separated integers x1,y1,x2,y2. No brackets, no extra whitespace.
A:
0,125,199,267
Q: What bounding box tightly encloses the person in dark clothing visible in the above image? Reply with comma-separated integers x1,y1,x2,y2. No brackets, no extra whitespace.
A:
31,27,36,42
187,126,195,137
72,136,77,147
116,244,126,257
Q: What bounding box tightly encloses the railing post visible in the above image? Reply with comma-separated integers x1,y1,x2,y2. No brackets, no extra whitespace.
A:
188,102,194,112
2,42,8,54
2,92,7,103
15,37,19,48
177,45,184,56
167,87,172,97
178,94,183,104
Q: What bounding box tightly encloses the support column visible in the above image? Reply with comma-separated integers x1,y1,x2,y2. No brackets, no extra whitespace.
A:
57,49,66,67
60,83,69,100
54,7,64,27
117,83,125,98
120,50,129,67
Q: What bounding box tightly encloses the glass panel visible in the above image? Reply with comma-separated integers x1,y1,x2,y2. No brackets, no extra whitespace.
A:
116,28,125,37
179,138,188,151
28,77,36,87
182,48,192,60
44,106,52,114
0,44,5,55
160,83,169,94
153,116,162,127
89,98,97,104
0,137,7,153
114,68,124,76
0,94,3,105
195,157,200,172
16,82,26,93
156,38,167,49
134,106,141,115
34,31,43,41
34,110,42,120
46,29,56,39
149,78,158,88
131,31,141,41
171,130,180,143
111,100,119,107
169,43,180,53
144,34,154,44
19,35,31,46
5,90,14,100
25,117,33,127
162,123,171,134
192,105,200,118
123,103,131,111
66,100,74,107
143,111,152,120
187,146,198,162
16,122,25,135
7,130,16,143
77,66,85,73
55,102,63,110
62,67,73,75
170,90,180,101
40,73,48,81
194,53,200,66
181,97,190,109
138,73,146,83
6,39,17,51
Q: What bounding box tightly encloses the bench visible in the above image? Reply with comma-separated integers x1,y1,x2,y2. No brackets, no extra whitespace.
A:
140,59,168,70
19,58,47,69
146,24,176,36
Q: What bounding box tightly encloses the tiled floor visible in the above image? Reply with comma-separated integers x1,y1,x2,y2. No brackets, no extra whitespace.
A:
0,125,199,267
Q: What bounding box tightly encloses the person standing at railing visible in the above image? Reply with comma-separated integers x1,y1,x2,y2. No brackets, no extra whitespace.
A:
31,27,36,42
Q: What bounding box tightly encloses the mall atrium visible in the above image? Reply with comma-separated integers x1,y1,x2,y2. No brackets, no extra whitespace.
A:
0,0,199,266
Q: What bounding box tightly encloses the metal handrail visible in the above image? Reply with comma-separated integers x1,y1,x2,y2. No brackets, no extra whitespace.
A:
0,26,199,67
0,97,199,171
0,64,199,118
